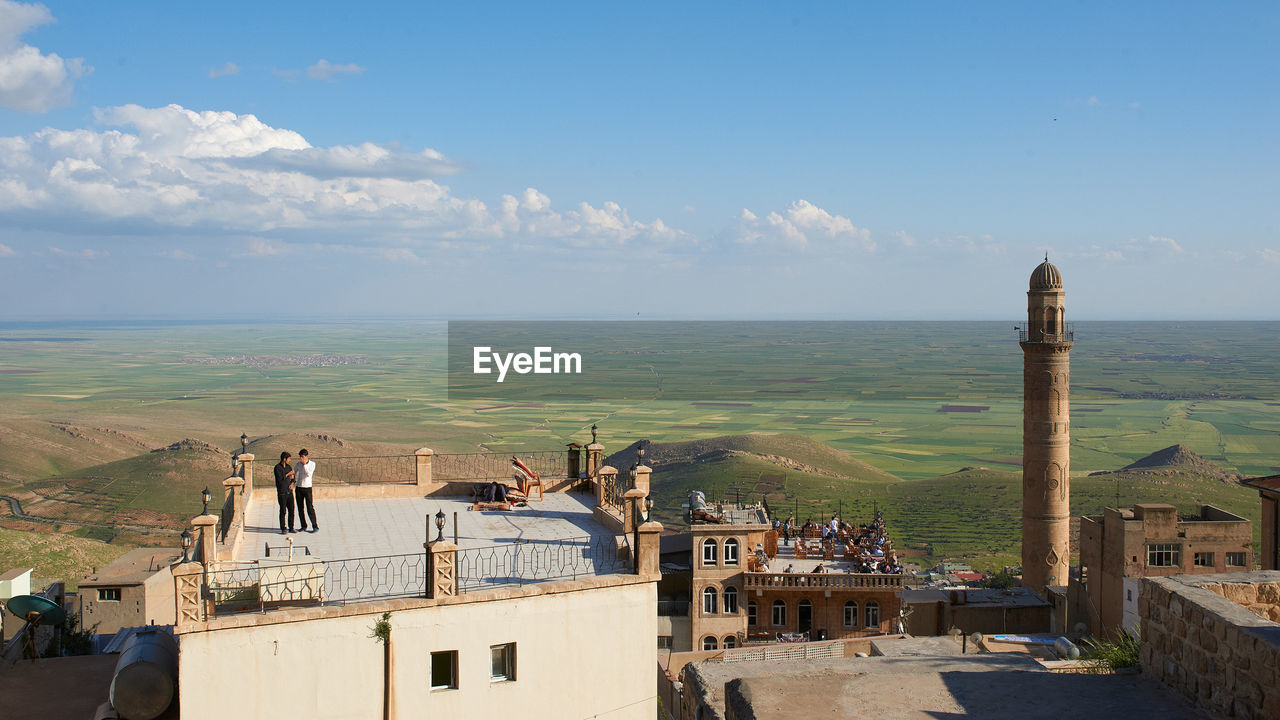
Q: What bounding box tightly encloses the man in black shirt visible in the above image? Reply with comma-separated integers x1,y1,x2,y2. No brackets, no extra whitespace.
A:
274,451,296,534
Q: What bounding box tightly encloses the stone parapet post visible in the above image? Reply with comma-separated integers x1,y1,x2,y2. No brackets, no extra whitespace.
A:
632,464,651,496
425,541,457,599
222,476,245,525
238,453,255,491
172,561,205,632
415,448,434,490
637,521,664,578
191,514,218,569
586,442,604,479
624,489,647,534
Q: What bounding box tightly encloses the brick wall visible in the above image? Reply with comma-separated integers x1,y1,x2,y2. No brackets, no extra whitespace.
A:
1139,571,1280,719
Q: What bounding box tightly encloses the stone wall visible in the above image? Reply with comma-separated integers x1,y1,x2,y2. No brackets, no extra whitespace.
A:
1139,571,1280,719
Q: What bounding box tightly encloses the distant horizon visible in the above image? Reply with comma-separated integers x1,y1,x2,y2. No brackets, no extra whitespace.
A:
2,316,1279,326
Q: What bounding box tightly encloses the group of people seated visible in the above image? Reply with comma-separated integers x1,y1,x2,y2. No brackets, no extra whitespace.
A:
771,513,903,574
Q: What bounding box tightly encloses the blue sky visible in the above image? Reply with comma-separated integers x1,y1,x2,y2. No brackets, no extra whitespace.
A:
0,1,1276,319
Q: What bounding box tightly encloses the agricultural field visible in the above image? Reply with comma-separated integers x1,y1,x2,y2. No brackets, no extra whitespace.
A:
1,320,1277,576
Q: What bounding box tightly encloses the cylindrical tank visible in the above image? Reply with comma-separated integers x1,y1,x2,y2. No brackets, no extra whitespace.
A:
109,629,178,720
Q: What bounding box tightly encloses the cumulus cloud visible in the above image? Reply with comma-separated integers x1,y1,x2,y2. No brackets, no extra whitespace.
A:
729,200,873,251
0,104,682,252
208,62,240,79
307,60,365,80
0,242,15,257
0,0,90,112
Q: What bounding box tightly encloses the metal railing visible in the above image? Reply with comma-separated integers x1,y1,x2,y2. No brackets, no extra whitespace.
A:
658,600,690,617
455,535,627,593
1017,323,1075,344
600,471,629,516
744,572,903,590
254,455,417,485
206,552,427,613
432,450,566,483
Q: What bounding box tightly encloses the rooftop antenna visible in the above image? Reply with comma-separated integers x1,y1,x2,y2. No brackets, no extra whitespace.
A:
5,594,66,661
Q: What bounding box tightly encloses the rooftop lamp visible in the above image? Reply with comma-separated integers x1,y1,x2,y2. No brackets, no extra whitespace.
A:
434,509,446,543
201,486,211,515
240,432,248,451
591,424,598,443
180,528,192,563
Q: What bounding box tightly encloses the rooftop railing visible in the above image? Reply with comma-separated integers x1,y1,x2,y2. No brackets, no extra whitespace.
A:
253,455,417,485
455,535,627,593
744,572,903,590
432,450,566,483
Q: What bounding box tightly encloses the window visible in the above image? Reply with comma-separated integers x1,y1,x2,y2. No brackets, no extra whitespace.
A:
1194,552,1215,568
702,538,718,566
657,636,673,650
702,636,718,651
1147,544,1180,568
490,643,516,682
771,600,786,627
723,587,739,614
843,601,859,628
702,587,718,615
1226,552,1247,567
747,601,758,626
723,538,739,565
430,651,457,690
865,601,880,628
97,588,121,602
723,635,737,649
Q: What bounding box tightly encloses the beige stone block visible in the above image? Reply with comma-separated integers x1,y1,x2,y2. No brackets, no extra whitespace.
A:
1256,582,1280,604
1221,582,1258,606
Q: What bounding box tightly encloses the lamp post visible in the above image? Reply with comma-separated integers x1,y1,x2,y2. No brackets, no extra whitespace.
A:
591,424,598,444
180,529,192,563
201,487,211,515
434,509,446,544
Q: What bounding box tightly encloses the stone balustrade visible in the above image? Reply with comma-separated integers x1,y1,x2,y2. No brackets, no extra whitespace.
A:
744,571,903,590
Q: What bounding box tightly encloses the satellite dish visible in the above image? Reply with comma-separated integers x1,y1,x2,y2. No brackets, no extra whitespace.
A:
5,594,66,660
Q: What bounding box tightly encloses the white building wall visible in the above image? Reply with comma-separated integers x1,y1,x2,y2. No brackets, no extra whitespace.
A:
1122,576,1141,633
177,580,656,720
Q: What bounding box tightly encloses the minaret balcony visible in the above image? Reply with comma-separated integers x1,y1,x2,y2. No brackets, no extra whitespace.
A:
1018,323,1074,344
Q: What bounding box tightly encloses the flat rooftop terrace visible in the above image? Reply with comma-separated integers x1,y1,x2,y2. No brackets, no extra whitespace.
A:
233,492,626,597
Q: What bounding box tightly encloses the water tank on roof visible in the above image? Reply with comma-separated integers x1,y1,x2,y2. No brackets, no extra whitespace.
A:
109,629,178,720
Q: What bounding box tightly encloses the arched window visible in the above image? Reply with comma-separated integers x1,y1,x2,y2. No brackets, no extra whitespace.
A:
747,601,758,626
771,600,786,626
723,586,739,614
702,636,718,651
702,538,718,566
702,587,718,615
723,635,738,649
843,601,859,628
1046,306,1058,335
865,601,880,628
723,538,739,565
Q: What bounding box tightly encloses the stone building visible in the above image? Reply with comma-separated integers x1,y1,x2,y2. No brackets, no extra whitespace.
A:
1020,257,1073,596
78,547,180,636
1076,503,1252,637
667,504,903,653
1242,474,1279,570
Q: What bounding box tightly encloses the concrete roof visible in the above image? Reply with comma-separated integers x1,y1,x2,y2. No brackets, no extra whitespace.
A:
1242,474,1280,493
80,547,181,586
900,587,1052,609
0,567,32,582
686,654,1207,720
0,654,119,720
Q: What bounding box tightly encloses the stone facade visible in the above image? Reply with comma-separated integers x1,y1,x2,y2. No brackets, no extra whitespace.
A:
1021,260,1072,595
1139,571,1280,719
1079,504,1253,637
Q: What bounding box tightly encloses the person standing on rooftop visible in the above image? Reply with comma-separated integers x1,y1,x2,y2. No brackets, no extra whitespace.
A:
274,451,296,534
294,449,318,532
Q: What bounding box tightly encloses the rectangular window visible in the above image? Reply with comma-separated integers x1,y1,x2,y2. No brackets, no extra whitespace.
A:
490,643,516,682
747,602,757,626
771,602,786,627
430,651,458,690
657,636,673,650
1193,552,1215,567
97,588,121,602
1146,544,1180,568
1226,552,1247,567
724,540,739,565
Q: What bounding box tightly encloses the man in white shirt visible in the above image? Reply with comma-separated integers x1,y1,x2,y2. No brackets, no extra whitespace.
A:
294,448,319,532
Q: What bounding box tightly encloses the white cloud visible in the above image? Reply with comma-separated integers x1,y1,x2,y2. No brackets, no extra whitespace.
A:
0,104,683,255
1087,95,1102,107
0,242,15,257
49,246,106,259
1260,249,1280,265
161,248,195,260
208,62,240,79
307,60,365,80
729,200,873,252
892,230,916,247
240,238,287,257
0,0,90,112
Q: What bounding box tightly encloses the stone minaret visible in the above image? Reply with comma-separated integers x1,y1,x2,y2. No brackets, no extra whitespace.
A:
1020,257,1072,596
